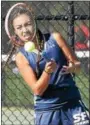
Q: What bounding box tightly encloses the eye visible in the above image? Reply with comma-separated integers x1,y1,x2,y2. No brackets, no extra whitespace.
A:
25,22,32,27
16,26,22,30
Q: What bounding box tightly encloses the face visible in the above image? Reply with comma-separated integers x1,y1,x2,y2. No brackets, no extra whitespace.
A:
13,14,35,42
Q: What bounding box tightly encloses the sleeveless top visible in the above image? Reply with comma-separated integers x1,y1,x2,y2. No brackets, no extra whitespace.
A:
19,34,81,111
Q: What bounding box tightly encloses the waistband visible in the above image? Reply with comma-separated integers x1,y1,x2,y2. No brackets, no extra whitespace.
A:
35,98,80,112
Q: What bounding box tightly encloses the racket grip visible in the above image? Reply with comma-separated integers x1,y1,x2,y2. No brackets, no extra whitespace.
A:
59,69,73,76
59,67,69,75
59,71,69,75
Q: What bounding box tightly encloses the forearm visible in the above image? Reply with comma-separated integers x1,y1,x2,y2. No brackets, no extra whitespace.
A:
34,71,50,96
34,60,56,96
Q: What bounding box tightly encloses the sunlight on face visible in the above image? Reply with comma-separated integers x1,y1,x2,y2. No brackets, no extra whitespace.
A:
13,14,35,42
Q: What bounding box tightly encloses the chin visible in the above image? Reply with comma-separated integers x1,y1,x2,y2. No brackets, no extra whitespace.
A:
20,35,34,42
21,37,31,42
26,37,33,41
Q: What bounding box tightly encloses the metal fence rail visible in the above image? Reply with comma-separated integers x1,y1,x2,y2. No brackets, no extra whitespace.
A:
1,1,89,125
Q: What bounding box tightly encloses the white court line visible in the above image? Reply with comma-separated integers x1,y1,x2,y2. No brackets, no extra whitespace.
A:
1,51,89,62
1,54,15,61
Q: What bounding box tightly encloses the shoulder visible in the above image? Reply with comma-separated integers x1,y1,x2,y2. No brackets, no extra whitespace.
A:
51,32,62,39
51,32,66,48
15,52,29,67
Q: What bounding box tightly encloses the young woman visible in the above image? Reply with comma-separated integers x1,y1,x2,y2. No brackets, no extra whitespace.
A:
5,3,89,125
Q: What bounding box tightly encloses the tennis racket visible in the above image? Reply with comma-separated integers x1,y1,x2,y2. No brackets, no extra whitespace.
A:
3,2,37,69
5,2,36,45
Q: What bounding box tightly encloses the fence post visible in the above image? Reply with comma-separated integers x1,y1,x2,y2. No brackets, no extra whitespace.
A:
67,1,74,48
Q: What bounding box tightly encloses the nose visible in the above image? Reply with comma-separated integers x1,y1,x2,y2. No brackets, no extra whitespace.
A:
22,26,28,33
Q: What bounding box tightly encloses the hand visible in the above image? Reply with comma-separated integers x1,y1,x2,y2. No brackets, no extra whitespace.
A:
44,60,57,74
61,62,75,74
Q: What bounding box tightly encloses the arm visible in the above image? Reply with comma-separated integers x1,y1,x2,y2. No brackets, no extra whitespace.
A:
15,52,56,96
52,32,81,73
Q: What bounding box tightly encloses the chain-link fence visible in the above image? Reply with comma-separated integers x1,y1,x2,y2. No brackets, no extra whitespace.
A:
1,1,90,125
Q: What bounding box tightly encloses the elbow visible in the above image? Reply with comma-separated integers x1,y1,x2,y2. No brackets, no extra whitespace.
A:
75,67,81,74
34,90,43,96
31,80,49,96
32,87,44,96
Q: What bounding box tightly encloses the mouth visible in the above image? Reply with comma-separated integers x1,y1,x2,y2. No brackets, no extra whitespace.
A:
23,33,32,40
23,32,35,41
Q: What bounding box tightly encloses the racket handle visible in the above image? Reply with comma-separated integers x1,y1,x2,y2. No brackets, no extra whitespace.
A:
59,71,69,75
60,70,73,77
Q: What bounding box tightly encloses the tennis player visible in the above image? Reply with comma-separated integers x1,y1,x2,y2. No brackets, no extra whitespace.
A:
5,3,89,125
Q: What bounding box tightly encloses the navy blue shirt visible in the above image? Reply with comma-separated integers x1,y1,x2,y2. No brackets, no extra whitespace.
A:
19,34,81,111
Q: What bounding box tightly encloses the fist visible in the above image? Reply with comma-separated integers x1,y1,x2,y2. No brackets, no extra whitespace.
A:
44,60,57,74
